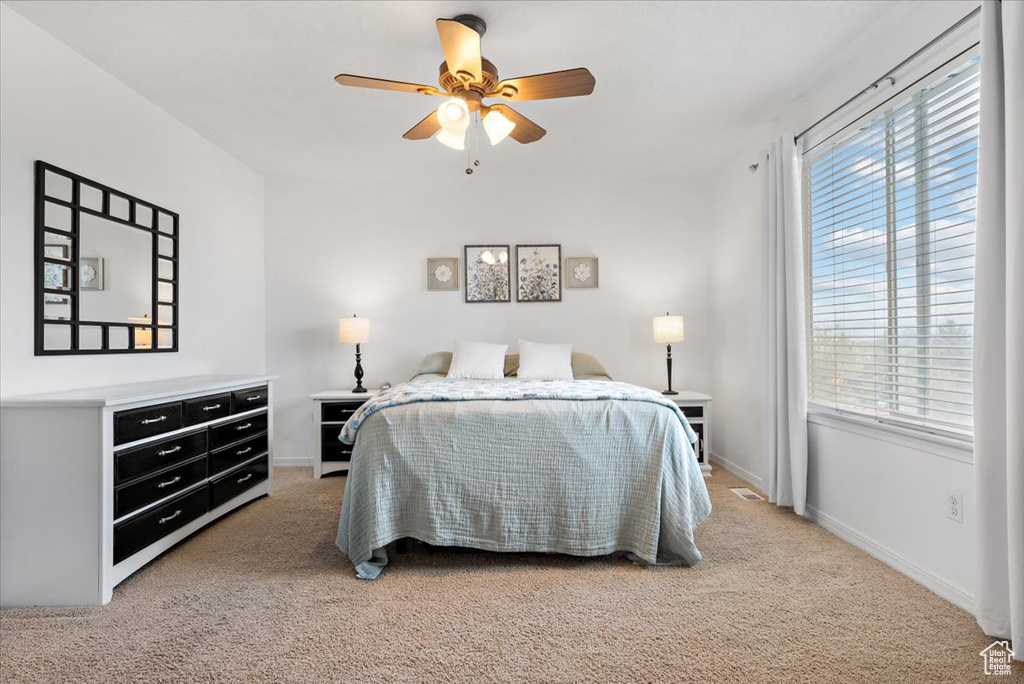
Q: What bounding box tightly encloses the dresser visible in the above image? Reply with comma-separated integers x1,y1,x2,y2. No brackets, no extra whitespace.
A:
665,391,713,478
310,389,378,479
0,375,274,606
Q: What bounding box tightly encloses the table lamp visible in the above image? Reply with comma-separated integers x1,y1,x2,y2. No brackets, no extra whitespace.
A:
653,313,684,395
339,315,370,393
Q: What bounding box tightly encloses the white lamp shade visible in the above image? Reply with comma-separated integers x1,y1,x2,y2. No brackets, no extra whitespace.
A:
339,316,370,344
653,315,684,343
436,128,466,150
483,109,516,145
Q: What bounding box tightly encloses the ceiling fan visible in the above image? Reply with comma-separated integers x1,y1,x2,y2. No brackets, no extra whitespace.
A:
334,14,596,151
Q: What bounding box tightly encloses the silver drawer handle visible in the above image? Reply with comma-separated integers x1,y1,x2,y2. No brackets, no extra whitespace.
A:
158,509,182,524
237,447,252,456
245,395,262,402
202,404,222,411
157,445,181,456
156,476,182,489
141,415,166,425
237,473,253,483
235,423,252,431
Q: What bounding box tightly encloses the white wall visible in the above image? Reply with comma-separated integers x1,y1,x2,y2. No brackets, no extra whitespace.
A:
266,175,713,464
708,134,770,488
0,6,266,396
707,0,980,610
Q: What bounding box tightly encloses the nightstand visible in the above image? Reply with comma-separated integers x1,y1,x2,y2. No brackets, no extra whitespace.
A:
310,389,379,479
664,391,712,478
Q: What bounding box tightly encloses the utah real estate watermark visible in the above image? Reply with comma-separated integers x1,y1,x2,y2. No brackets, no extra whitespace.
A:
979,641,1015,676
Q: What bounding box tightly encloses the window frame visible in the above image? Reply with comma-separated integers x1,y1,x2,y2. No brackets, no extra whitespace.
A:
801,51,980,449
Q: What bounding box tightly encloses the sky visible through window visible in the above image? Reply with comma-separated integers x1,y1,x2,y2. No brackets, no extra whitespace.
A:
805,56,979,438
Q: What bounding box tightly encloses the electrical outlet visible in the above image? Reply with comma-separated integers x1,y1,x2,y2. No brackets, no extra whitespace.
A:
947,490,964,523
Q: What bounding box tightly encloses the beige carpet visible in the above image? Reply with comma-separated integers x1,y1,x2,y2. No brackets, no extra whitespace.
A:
0,468,1005,683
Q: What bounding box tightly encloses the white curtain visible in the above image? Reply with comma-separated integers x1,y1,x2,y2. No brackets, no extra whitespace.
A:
974,0,1024,658
765,135,808,516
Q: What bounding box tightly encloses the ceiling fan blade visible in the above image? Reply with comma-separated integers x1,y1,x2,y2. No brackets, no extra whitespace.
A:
334,74,442,96
403,111,442,140
487,105,546,144
436,19,482,84
490,68,596,101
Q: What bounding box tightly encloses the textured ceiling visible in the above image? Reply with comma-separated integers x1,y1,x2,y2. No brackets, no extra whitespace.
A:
4,0,915,178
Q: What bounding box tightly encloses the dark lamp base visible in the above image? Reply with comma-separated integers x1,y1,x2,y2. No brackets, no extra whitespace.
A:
351,386,367,394
662,390,679,396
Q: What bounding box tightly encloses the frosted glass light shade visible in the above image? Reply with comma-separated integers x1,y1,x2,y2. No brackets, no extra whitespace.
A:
436,128,466,150
339,316,370,344
653,315,684,343
483,109,516,145
436,97,469,133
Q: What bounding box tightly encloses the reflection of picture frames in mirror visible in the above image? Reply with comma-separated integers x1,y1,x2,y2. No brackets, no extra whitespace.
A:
43,244,70,303
79,257,105,291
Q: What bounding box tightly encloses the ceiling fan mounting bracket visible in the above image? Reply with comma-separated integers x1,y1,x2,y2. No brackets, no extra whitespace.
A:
453,14,487,37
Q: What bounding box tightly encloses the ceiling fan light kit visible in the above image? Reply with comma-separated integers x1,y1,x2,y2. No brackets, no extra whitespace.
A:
334,14,595,169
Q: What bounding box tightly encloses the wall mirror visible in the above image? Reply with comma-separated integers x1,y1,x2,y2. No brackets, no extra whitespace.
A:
35,161,179,355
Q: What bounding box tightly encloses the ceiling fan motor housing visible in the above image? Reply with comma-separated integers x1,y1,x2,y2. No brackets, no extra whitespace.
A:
438,58,500,109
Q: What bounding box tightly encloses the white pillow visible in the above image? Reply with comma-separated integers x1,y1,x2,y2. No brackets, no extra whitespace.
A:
517,340,574,381
446,341,509,380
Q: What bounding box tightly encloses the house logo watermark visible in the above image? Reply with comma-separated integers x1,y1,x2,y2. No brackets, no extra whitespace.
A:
980,640,1015,676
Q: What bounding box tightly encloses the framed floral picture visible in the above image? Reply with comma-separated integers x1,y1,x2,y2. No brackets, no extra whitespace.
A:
427,257,459,291
464,245,510,303
516,244,562,302
565,257,598,289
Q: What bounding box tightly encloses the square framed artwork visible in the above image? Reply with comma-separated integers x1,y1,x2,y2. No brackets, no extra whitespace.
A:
516,244,562,302
565,257,599,289
80,257,105,291
464,245,510,303
427,257,459,291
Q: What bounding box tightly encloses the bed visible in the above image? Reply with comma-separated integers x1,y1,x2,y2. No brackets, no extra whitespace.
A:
335,352,712,579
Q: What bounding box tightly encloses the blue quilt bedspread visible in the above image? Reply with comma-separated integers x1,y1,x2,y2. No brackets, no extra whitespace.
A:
335,379,712,579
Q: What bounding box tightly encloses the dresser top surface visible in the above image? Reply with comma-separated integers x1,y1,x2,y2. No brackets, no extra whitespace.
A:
0,375,276,408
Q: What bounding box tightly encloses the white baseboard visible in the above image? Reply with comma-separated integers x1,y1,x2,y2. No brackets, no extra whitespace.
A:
804,504,974,614
273,456,312,468
709,452,764,490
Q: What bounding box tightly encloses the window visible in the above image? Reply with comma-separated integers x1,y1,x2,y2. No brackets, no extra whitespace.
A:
804,56,979,440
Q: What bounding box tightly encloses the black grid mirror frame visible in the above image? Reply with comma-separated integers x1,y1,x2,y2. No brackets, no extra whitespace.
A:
34,161,180,355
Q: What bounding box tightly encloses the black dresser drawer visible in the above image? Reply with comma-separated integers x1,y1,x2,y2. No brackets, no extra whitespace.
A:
210,433,268,475
182,393,231,426
322,442,353,463
678,405,704,419
114,401,183,445
210,412,268,451
114,429,207,485
322,402,363,422
231,386,268,413
210,458,269,510
114,456,208,519
114,485,208,564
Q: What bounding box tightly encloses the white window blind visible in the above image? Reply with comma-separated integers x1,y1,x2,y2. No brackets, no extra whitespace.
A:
804,56,979,440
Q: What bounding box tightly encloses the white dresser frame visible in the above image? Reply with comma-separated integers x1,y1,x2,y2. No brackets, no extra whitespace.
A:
0,375,275,606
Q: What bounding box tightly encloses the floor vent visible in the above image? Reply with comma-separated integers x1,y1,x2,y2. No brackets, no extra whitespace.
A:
729,487,764,501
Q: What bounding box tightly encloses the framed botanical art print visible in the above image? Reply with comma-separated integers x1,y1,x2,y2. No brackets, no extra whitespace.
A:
464,245,510,303
565,257,598,289
516,244,561,302
427,257,459,291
